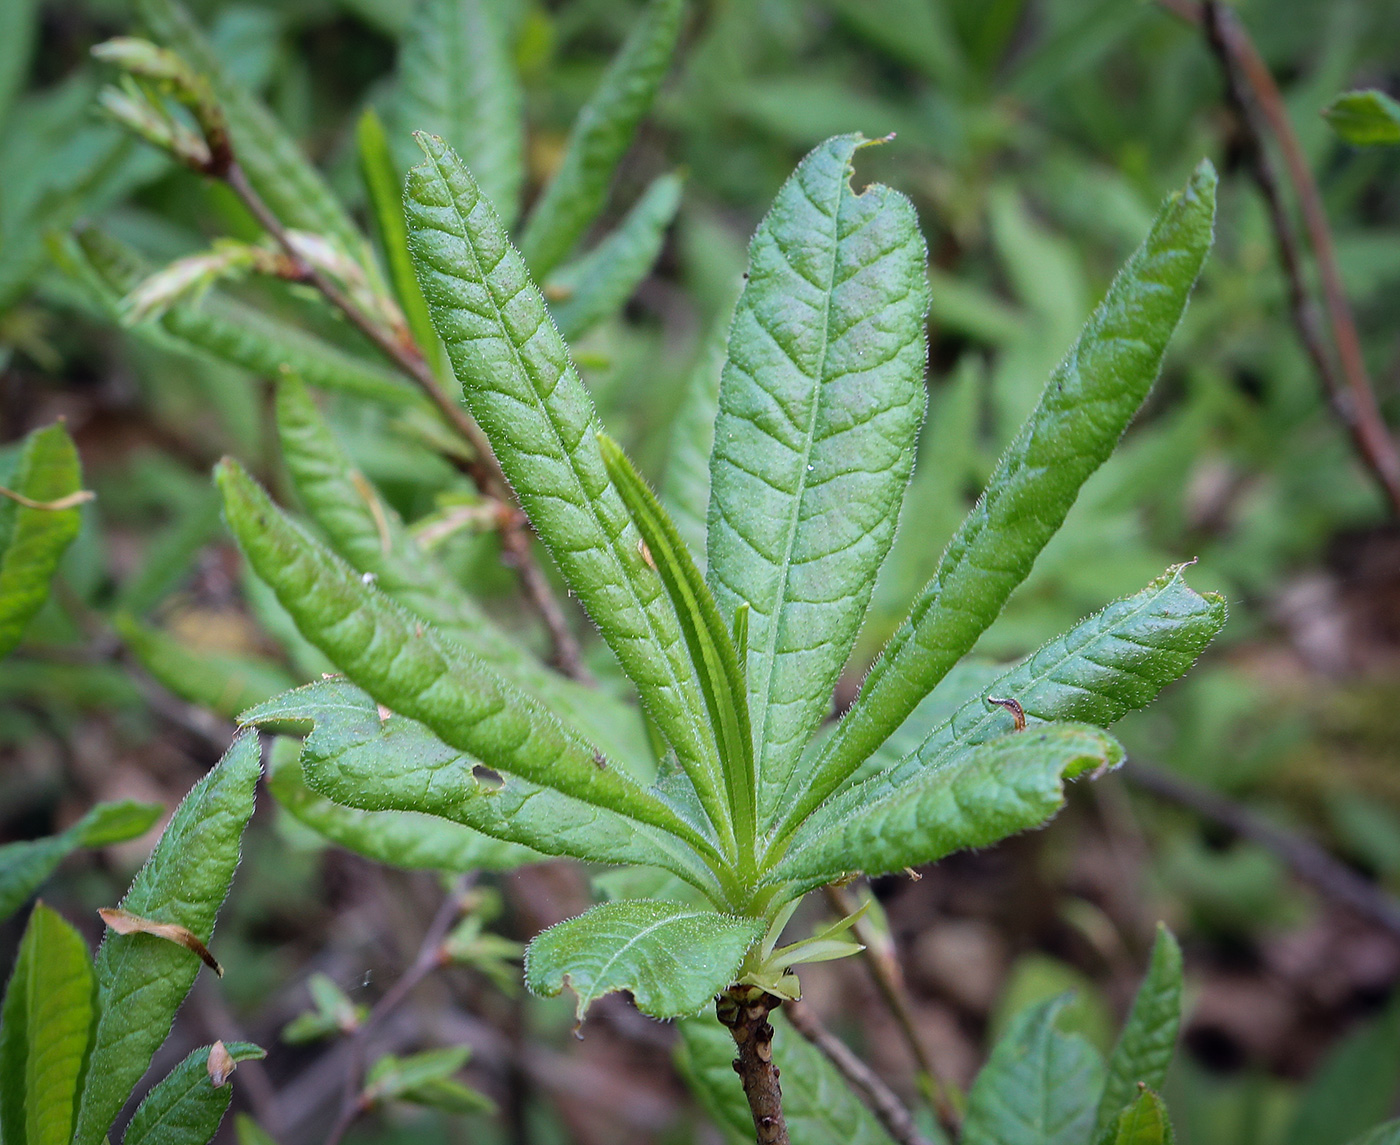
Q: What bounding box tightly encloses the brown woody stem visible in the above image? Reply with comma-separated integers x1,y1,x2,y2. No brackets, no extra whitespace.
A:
717,987,789,1145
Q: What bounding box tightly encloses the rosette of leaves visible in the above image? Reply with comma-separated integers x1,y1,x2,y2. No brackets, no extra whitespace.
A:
230,129,1223,1131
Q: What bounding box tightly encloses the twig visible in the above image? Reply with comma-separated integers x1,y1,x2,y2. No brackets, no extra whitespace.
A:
322,876,474,1145
1124,760,1400,937
785,1002,935,1145
716,987,789,1145
221,163,586,679
1164,0,1400,515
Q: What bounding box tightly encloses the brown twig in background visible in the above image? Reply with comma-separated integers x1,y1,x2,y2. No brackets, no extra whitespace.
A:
716,986,789,1145
785,1002,935,1145
1160,0,1400,515
1124,761,1400,937
221,162,586,679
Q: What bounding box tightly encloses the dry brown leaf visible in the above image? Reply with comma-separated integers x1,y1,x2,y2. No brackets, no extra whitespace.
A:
207,1040,236,1087
97,907,223,976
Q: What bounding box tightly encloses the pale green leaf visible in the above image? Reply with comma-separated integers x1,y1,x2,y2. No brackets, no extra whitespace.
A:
365,1047,494,1115
71,734,261,1145
1095,925,1183,1140
1323,90,1400,147
1346,1122,1400,1145
0,904,96,1145
395,0,523,226
662,333,724,566
962,994,1105,1145
547,171,683,341
0,422,84,659
1105,1090,1175,1145
519,0,683,277
122,1042,265,1145
524,900,763,1020
785,161,1217,837
705,133,929,825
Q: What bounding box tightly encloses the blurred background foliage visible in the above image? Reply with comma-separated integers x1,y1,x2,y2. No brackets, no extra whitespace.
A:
3,0,1400,1142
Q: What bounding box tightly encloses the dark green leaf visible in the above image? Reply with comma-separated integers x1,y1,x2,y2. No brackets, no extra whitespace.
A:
1285,994,1400,1145
1323,90,1400,147
123,1042,264,1145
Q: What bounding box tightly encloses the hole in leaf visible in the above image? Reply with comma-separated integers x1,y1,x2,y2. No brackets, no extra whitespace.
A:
471,764,504,791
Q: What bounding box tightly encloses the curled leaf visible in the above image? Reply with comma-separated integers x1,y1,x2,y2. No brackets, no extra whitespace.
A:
97,907,223,976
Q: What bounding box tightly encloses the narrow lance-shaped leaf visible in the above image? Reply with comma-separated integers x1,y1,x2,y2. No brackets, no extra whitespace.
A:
547,171,684,341
663,333,725,565
1095,925,1184,1140
519,0,683,277
395,0,523,227
705,133,930,827
0,422,85,658
782,162,1217,843
122,1042,265,1145
524,899,764,1021
71,733,261,1145
218,460,724,868
404,134,728,850
0,904,96,1145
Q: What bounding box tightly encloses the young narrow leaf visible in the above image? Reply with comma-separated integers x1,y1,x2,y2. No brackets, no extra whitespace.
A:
71,734,261,1145
962,994,1105,1145
218,460,719,863
395,0,523,226
771,723,1122,887
122,1042,265,1145
0,422,85,658
404,134,726,845
1104,1090,1175,1145
705,133,930,824
524,899,763,1020
663,334,725,565
794,161,1217,832
1323,90,1400,147
0,904,96,1145
519,0,683,277
547,172,684,341
365,1047,495,1115
1095,925,1184,1140
600,434,755,865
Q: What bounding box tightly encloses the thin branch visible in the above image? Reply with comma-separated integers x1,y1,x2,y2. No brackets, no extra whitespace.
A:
785,1001,935,1145
716,987,789,1145
1124,760,1400,937
221,163,586,679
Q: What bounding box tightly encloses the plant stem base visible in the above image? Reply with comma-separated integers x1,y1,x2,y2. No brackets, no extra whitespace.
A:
717,986,789,1145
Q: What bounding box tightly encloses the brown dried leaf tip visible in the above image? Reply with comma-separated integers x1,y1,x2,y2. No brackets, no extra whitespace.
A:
98,907,224,976
985,695,1026,731
207,1040,236,1087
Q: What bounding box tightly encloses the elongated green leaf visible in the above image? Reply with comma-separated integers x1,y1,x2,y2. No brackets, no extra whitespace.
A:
404,135,726,845
0,904,96,1145
819,0,963,87
71,734,261,1145
1105,1090,1174,1145
962,994,1105,1145
677,1013,896,1145
786,162,1216,838
663,334,725,565
1095,926,1183,1140
706,133,930,825
123,1042,265,1145
772,723,1121,886
601,435,755,865
0,0,37,127
244,681,717,894
547,172,683,341
0,800,162,924
365,1046,493,1115
395,0,523,227
266,734,540,872
1347,1123,1400,1145
0,423,84,658
136,0,371,270
1285,994,1400,1145
525,899,763,1020
519,0,683,277
219,461,722,869
71,228,419,408
1323,90,1400,147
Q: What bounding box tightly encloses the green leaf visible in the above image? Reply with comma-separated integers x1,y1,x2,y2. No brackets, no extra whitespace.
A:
818,0,963,87
677,1012,896,1145
404,134,727,848
1346,1123,1400,1145
772,722,1122,886
525,899,763,1020
0,904,97,1145
0,0,37,127
365,1047,494,1115
705,133,930,826
662,333,725,566
1322,90,1400,147
71,733,261,1145
218,460,720,869
244,681,717,894
962,994,1105,1145
234,1114,277,1145
281,972,363,1044
265,733,539,873
784,161,1217,838
122,1042,265,1145
0,422,85,659
1285,993,1400,1145
0,800,162,924
518,0,683,277
600,434,755,868
135,0,371,271
395,0,523,227
1105,1090,1175,1145
547,172,684,341
1095,926,1183,1140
